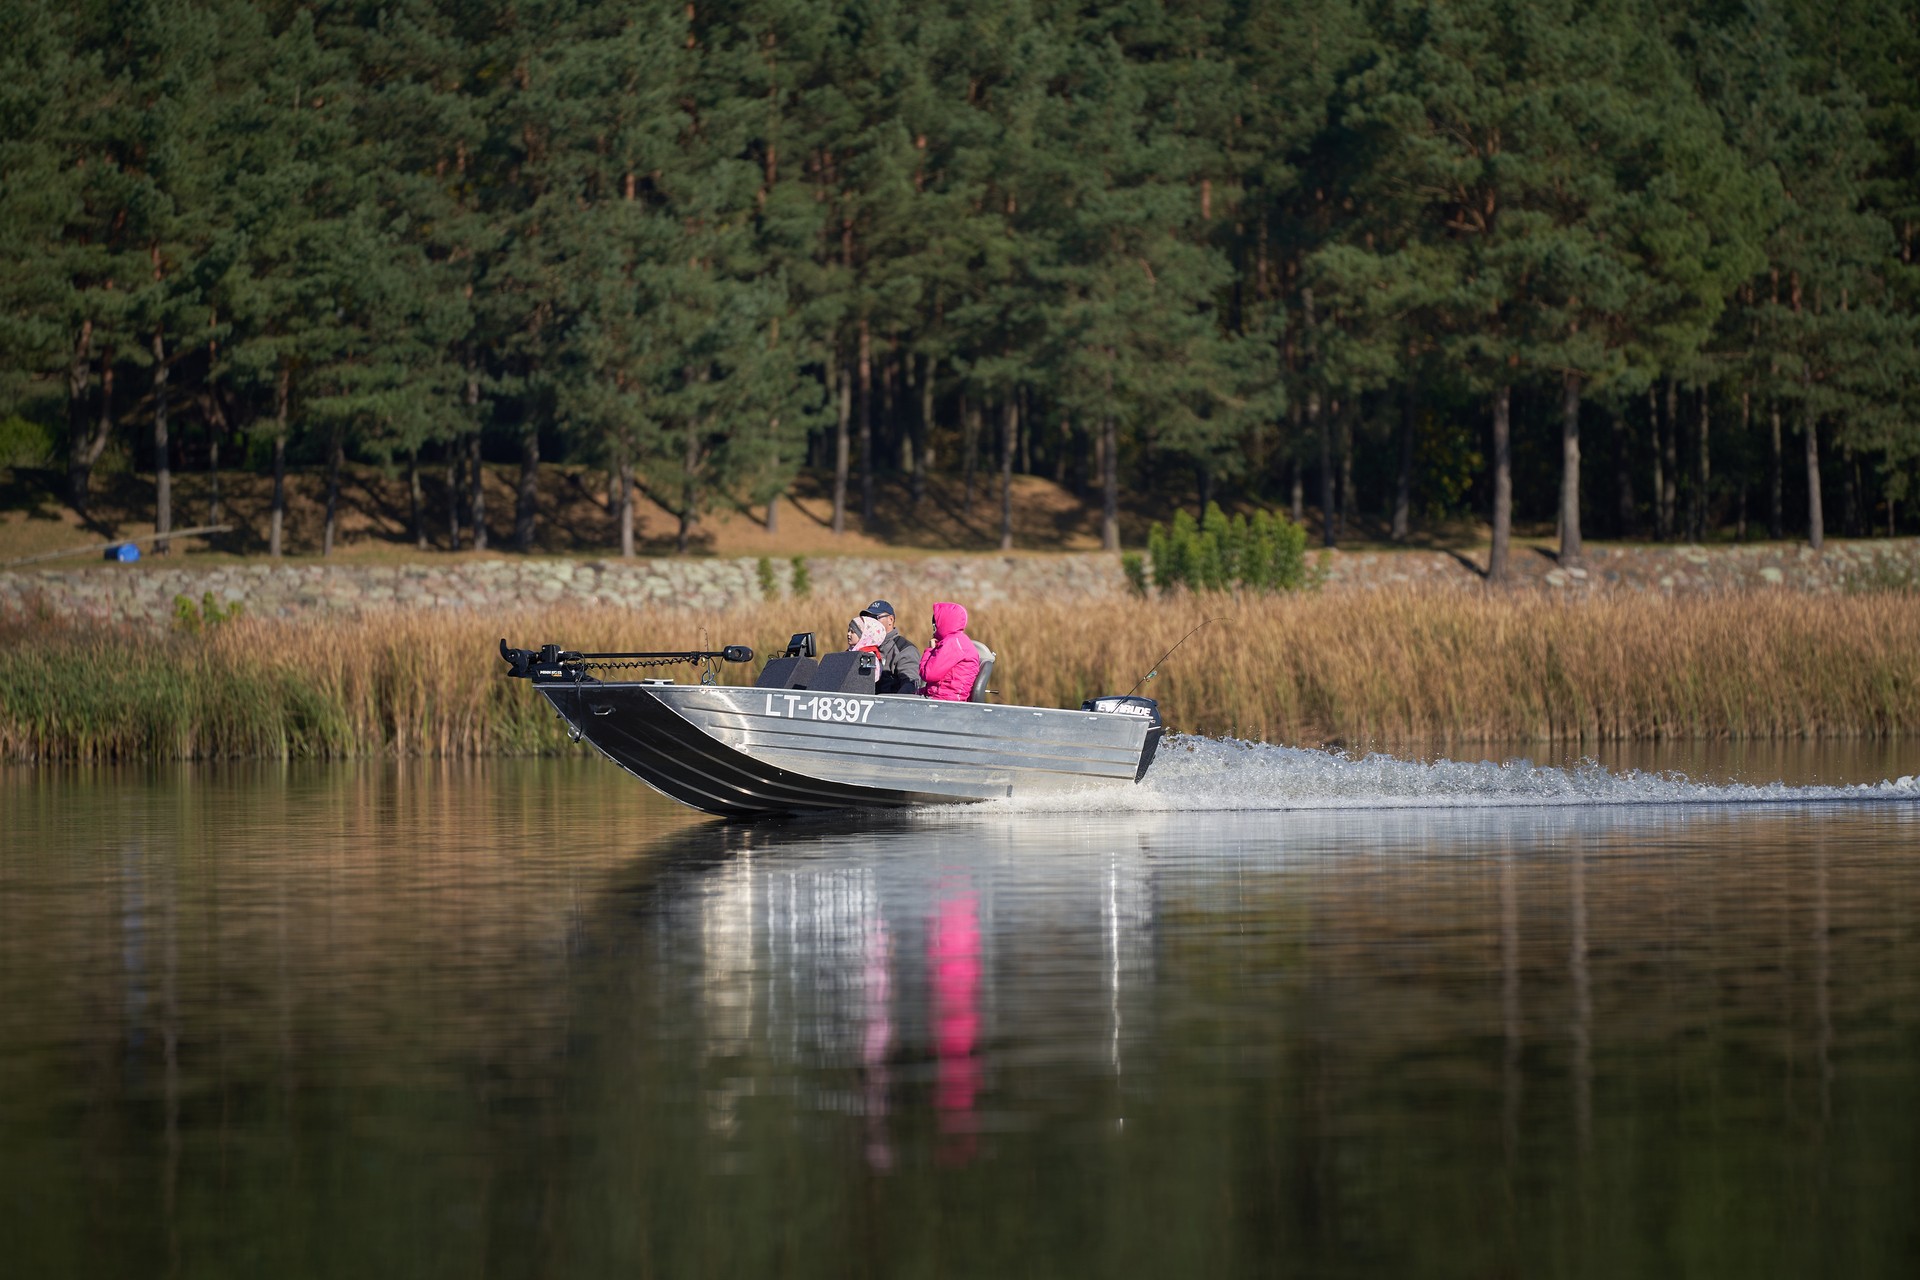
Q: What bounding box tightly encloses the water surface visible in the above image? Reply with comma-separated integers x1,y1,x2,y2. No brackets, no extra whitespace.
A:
3,742,1918,1278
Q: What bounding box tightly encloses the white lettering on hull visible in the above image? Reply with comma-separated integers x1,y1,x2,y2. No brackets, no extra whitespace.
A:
761,693,879,724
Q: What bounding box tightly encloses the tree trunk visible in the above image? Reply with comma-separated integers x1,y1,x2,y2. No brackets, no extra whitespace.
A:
1019,388,1032,476
1661,378,1679,539
447,444,463,551
409,449,426,549
1612,403,1635,537
65,320,95,512
961,395,978,513
270,363,288,559
514,425,538,551
832,345,850,535
677,421,698,555
1648,388,1664,541
1101,361,1119,552
1338,399,1357,542
1804,408,1824,550
73,349,118,518
1841,447,1858,537
153,328,171,554
1489,384,1512,583
999,397,1017,552
1558,371,1582,565
1391,372,1416,542
1312,389,1333,548
1693,386,1710,543
468,433,487,552
207,413,222,528
912,353,931,508
858,317,873,526
1768,398,1783,539
764,486,780,534
613,453,632,556
892,355,910,471
322,430,342,557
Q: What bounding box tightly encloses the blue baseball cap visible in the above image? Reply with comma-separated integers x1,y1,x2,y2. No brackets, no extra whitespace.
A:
861,600,895,618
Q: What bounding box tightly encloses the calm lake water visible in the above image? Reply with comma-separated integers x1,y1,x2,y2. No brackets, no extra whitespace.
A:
4,740,1919,1278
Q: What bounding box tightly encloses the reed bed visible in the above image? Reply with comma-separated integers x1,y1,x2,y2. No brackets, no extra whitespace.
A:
5,589,1919,761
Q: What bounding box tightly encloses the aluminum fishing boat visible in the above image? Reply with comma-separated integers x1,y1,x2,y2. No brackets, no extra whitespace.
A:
500,634,1164,818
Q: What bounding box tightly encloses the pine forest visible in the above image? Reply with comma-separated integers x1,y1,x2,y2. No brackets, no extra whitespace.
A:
3,0,1918,576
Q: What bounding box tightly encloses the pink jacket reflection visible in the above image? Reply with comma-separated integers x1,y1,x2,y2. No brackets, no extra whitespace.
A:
930,890,981,1162
918,602,980,701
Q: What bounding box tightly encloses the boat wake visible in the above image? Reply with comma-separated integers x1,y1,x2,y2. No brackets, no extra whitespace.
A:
989,734,1920,814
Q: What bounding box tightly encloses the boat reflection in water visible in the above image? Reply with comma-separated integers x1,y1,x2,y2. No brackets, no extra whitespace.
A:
606,814,1161,1173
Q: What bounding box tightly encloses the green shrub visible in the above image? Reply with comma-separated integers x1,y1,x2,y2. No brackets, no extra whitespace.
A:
0,415,54,468
173,592,245,634
756,555,780,599
789,555,811,599
1121,552,1149,598
1142,505,1310,596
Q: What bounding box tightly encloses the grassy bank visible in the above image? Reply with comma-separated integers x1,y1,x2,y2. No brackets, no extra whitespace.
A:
5,591,1919,762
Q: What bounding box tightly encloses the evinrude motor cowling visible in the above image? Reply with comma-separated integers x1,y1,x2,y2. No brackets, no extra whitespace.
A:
1082,694,1160,721
1083,694,1164,781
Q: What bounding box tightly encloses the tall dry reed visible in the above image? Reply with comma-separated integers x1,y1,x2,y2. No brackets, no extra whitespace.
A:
5,590,1918,761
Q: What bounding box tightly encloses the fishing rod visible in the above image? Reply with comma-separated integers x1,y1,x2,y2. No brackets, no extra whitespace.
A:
1125,617,1228,698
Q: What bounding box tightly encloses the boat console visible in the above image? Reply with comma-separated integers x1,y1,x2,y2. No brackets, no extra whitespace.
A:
754,651,879,694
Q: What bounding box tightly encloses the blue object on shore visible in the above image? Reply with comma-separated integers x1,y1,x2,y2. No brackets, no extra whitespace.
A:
104,543,141,562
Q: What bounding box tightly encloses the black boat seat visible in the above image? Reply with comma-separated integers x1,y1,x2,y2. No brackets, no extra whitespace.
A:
754,655,820,689
807,650,880,694
969,642,996,702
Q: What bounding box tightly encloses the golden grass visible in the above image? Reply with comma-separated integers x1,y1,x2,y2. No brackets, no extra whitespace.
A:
4,589,1919,761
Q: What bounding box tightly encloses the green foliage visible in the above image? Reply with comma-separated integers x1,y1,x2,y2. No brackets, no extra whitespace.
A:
1,0,1917,557
755,556,779,600
788,556,811,600
1121,552,1148,598
1415,412,1484,523
1144,506,1310,596
0,415,53,467
173,592,245,634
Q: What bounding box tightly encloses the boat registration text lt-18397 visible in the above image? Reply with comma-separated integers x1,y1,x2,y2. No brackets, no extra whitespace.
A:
762,693,880,723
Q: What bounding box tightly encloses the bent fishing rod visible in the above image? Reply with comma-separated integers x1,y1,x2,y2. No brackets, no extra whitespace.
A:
1126,617,1229,698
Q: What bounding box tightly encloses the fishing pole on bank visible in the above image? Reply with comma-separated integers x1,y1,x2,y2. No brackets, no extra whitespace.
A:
1126,616,1230,699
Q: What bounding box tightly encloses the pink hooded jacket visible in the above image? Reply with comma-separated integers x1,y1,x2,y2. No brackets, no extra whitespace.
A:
919,602,981,701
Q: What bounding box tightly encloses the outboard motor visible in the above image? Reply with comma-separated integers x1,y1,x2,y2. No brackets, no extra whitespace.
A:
1082,694,1165,781
1082,694,1161,722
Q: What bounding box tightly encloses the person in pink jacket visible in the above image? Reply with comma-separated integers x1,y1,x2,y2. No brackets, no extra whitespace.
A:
919,602,981,701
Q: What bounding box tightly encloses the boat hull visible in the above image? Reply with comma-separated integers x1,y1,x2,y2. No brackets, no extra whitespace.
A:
537,681,1161,818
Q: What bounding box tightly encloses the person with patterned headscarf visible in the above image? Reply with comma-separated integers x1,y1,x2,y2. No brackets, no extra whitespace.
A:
845,614,887,684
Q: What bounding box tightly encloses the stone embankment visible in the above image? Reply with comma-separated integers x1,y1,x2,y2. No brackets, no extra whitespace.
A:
3,540,1917,630
0,553,1129,629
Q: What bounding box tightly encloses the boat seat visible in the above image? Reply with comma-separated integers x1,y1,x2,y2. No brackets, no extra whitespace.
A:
969,642,996,702
754,655,820,689
807,650,880,694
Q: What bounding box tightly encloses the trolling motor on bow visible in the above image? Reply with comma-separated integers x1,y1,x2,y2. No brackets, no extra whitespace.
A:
499,638,754,682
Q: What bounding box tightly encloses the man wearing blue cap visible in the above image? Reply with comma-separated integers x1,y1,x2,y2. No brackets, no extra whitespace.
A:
860,600,922,695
